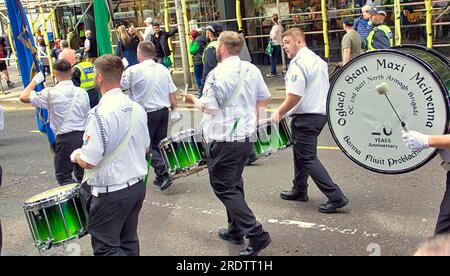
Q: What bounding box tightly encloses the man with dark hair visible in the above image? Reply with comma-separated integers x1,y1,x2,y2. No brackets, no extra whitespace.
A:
150,21,178,67
121,42,180,190
341,17,362,65
20,59,91,185
71,54,149,256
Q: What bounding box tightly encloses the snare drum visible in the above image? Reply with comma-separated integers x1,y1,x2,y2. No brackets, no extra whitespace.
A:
253,117,293,157
23,184,88,250
159,129,207,179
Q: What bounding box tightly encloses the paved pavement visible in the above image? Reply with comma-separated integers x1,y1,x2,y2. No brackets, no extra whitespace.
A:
0,100,445,256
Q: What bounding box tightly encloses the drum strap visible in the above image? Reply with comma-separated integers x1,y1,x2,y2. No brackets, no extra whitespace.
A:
82,102,141,183
220,62,247,109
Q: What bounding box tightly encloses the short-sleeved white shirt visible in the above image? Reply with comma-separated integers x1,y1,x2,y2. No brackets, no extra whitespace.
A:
80,88,150,188
121,59,177,110
30,80,91,134
200,56,271,142
285,47,329,116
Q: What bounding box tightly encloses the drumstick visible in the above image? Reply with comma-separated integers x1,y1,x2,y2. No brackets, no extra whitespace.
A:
376,82,409,132
182,84,189,102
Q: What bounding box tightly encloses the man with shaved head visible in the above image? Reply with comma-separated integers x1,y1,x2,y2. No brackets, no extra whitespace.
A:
60,48,98,108
270,28,348,214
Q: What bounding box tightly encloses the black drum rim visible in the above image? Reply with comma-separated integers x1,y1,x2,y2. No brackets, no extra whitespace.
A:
327,49,450,175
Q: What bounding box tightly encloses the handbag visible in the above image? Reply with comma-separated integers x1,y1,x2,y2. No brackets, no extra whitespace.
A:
162,56,173,68
265,39,274,57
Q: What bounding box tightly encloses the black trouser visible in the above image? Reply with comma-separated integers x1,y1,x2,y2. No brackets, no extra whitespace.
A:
147,108,169,181
291,114,345,203
207,140,264,240
436,171,450,235
54,131,84,186
88,180,146,256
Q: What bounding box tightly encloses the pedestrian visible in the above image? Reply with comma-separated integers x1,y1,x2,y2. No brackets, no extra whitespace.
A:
267,14,284,78
0,43,14,89
60,48,99,108
189,30,207,88
121,42,181,191
71,54,149,256
115,25,139,68
182,31,272,256
19,59,91,185
197,23,223,98
402,131,450,235
365,7,393,51
270,28,349,214
67,27,82,50
341,17,362,65
143,17,154,42
150,21,178,68
353,5,373,50
83,30,98,62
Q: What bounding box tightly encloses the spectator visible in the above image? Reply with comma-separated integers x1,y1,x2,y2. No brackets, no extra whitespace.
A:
128,26,144,43
189,30,207,88
267,14,284,78
60,39,69,51
84,30,98,62
365,7,393,51
341,17,362,65
143,17,154,42
354,5,373,50
67,27,82,50
51,38,62,62
150,21,178,67
415,235,450,256
115,25,140,68
198,23,222,97
0,43,14,89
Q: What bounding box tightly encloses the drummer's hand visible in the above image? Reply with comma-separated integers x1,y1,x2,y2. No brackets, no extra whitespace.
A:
402,130,430,150
181,92,196,104
70,148,82,163
269,111,281,124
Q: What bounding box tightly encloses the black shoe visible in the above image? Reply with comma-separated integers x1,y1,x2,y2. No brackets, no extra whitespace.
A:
218,229,245,245
7,81,14,88
239,233,271,256
245,155,259,166
160,176,173,191
280,190,309,202
319,196,349,214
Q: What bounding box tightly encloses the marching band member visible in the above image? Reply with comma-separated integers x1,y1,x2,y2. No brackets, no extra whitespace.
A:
270,28,349,214
121,41,181,191
182,31,272,256
402,131,450,235
71,55,150,256
20,59,90,186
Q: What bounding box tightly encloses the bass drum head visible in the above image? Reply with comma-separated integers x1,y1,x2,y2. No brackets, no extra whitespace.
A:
327,49,450,174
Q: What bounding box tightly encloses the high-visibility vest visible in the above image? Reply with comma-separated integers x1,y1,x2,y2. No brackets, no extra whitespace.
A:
74,61,95,91
366,25,394,51
202,40,219,64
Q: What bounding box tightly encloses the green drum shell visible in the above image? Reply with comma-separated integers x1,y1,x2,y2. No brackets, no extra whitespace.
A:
24,187,87,249
254,117,293,157
159,129,206,177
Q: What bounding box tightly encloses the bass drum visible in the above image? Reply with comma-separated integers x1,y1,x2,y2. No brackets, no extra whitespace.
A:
327,45,450,174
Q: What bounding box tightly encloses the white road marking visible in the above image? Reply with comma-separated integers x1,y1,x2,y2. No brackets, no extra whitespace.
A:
148,201,379,238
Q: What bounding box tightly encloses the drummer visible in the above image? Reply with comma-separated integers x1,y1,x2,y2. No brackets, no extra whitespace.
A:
71,54,150,256
182,31,272,256
121,41,181,191
269,28,349,213
402,131,450,235
19,59,90,186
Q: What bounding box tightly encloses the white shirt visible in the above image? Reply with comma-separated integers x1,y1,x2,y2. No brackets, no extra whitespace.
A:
144,26,154,42
285,47,329,116
30,80,91,135
0,104,4,131
270,24,284,46
80,88,150,188
84,39,90,51
121,59,177,110
201,56,271,142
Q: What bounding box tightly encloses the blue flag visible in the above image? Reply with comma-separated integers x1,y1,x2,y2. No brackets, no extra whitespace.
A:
5,0,55,147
